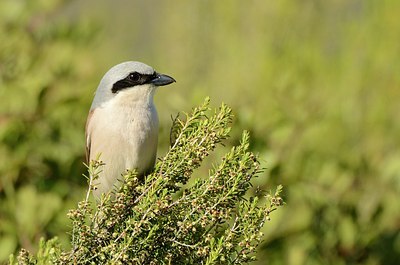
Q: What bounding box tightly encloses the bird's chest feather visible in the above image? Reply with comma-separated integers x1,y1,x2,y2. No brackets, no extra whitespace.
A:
104,103,159,147
88,93,160,173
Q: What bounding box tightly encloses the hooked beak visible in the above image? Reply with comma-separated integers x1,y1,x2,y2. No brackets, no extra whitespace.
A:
151,73,176,86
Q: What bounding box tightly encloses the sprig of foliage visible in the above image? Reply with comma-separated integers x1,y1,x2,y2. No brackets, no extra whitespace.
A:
12,99,283,264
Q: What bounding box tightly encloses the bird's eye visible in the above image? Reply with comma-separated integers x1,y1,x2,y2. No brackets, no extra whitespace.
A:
129,72,140,82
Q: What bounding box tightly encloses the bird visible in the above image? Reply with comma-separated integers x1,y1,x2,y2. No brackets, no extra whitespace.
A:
85,61,175,197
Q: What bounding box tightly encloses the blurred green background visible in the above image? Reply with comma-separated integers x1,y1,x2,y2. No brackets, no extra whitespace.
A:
1,0,399,264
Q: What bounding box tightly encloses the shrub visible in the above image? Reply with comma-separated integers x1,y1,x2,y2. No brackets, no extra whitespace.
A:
10,99,283,264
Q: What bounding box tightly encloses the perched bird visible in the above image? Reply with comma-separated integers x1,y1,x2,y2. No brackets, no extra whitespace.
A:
85,61,175,197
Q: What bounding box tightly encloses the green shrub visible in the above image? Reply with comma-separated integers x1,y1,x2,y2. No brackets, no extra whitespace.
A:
10,99,283,264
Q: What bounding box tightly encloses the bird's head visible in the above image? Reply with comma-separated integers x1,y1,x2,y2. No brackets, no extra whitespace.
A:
91,61,175,109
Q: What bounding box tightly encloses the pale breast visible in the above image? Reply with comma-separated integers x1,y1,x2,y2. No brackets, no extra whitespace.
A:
88,101,159,196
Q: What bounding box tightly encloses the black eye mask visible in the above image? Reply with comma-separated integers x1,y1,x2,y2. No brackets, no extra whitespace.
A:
111,71,158,93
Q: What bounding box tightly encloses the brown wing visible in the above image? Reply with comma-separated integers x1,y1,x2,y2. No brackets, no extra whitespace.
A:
85,109,95,164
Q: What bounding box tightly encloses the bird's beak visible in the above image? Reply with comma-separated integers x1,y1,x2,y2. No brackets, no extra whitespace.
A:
151,73,176,86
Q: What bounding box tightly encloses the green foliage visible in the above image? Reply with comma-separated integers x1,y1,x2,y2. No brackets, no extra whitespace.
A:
9,237,61,265
132,1,399,264
12,99,283,264
1,0,400,264
0,0,98,260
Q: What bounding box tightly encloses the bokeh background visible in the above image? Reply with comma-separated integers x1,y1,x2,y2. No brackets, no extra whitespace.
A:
1,0,399,264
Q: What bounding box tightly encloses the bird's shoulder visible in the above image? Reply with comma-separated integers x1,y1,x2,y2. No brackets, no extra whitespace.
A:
85,108,96,163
